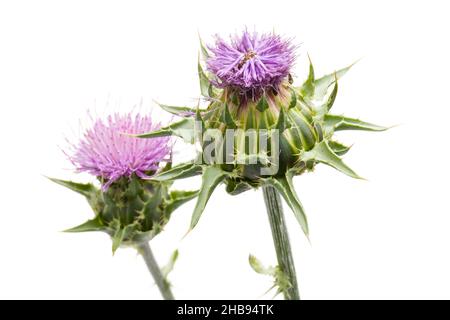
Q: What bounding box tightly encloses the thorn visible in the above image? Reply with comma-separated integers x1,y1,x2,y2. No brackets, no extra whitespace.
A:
306,234,312,246
353,57,363,66
119,132,136,137
182,228,193,240
387,123,401,130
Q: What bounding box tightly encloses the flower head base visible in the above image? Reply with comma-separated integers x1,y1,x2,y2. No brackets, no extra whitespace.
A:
69,113,170,190
50,174,198,253
207,30,296,97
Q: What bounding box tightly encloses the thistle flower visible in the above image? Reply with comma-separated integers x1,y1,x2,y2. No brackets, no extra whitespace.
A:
50,112,198,252
136,30,387,299
50,111,199,299
207,30,295,97
137,30,387,235
69,113,171,190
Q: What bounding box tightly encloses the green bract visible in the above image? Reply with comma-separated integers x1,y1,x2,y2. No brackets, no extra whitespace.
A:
136,47,387,238
49,173,198,253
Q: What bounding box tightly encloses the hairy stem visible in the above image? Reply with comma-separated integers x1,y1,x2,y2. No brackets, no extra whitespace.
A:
263,185,300,300
137,242,175,300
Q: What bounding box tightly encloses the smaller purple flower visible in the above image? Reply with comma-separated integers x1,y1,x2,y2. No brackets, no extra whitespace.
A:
68,113,170,190
207,30,296,93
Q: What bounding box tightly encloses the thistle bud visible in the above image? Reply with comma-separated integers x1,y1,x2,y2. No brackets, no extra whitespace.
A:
137,30,387,237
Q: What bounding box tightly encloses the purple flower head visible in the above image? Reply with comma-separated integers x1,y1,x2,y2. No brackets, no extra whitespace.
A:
207,30,296,94
69,113,170,190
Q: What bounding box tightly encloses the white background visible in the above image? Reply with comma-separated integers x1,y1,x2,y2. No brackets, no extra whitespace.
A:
1,0,449,300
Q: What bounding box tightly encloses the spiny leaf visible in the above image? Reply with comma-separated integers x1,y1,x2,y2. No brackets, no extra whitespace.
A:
169,190,199,202
198,34,210,59
328,140,352,156
47,177,95,198
288,110,317,151
249,254,276,276
314,61,357,100
162,250,179,280
152,163,203,181
112,227,126,254
190,167,226,230
222,103,237,129
276,107,287,132
165,190,199,215
265,175,309,237
302,140,363,179
325,76,338,111
134,118,195,143
225,179,253,196
146,184,164,214
300,55,315,98
273,268,293,299
249,255,292,299
64,216,105,233
208,84,216,97
324,114,388,132
256,96,269,112
195,106,206,143
198,55,211,97
288,89,297,109
155,102,196,117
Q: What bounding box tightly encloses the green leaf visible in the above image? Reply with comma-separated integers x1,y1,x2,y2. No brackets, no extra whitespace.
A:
152,162,203,181
324,114,388,132
302,140,363,179
145,184,164,213
155,102,196,117
162,249,179,280
273,268,293,299
249,254,276,276
328,140,352,156
300,55,315,98
276,107,287,132
266,175,309,237
222,103,237,129
195,106,206,143
198,34,210,59
288,110,317,151
64,216,105,233
249,255,292,299
208,84,216,97
325,76,338,111
256,96,269,112
225,179,253,196
198,56,211,97
47,177,95,198
112,227,126,254
165,190,199,215
134,118,195,143
190,167,226,230
288,89,297,109
314,61,357,100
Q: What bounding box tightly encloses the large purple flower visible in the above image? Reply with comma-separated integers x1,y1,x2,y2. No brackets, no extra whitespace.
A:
207,30,296,93
69,113,170,190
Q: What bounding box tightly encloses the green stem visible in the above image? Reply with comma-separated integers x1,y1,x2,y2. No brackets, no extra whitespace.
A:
137,242,175,300
262,185,300,300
